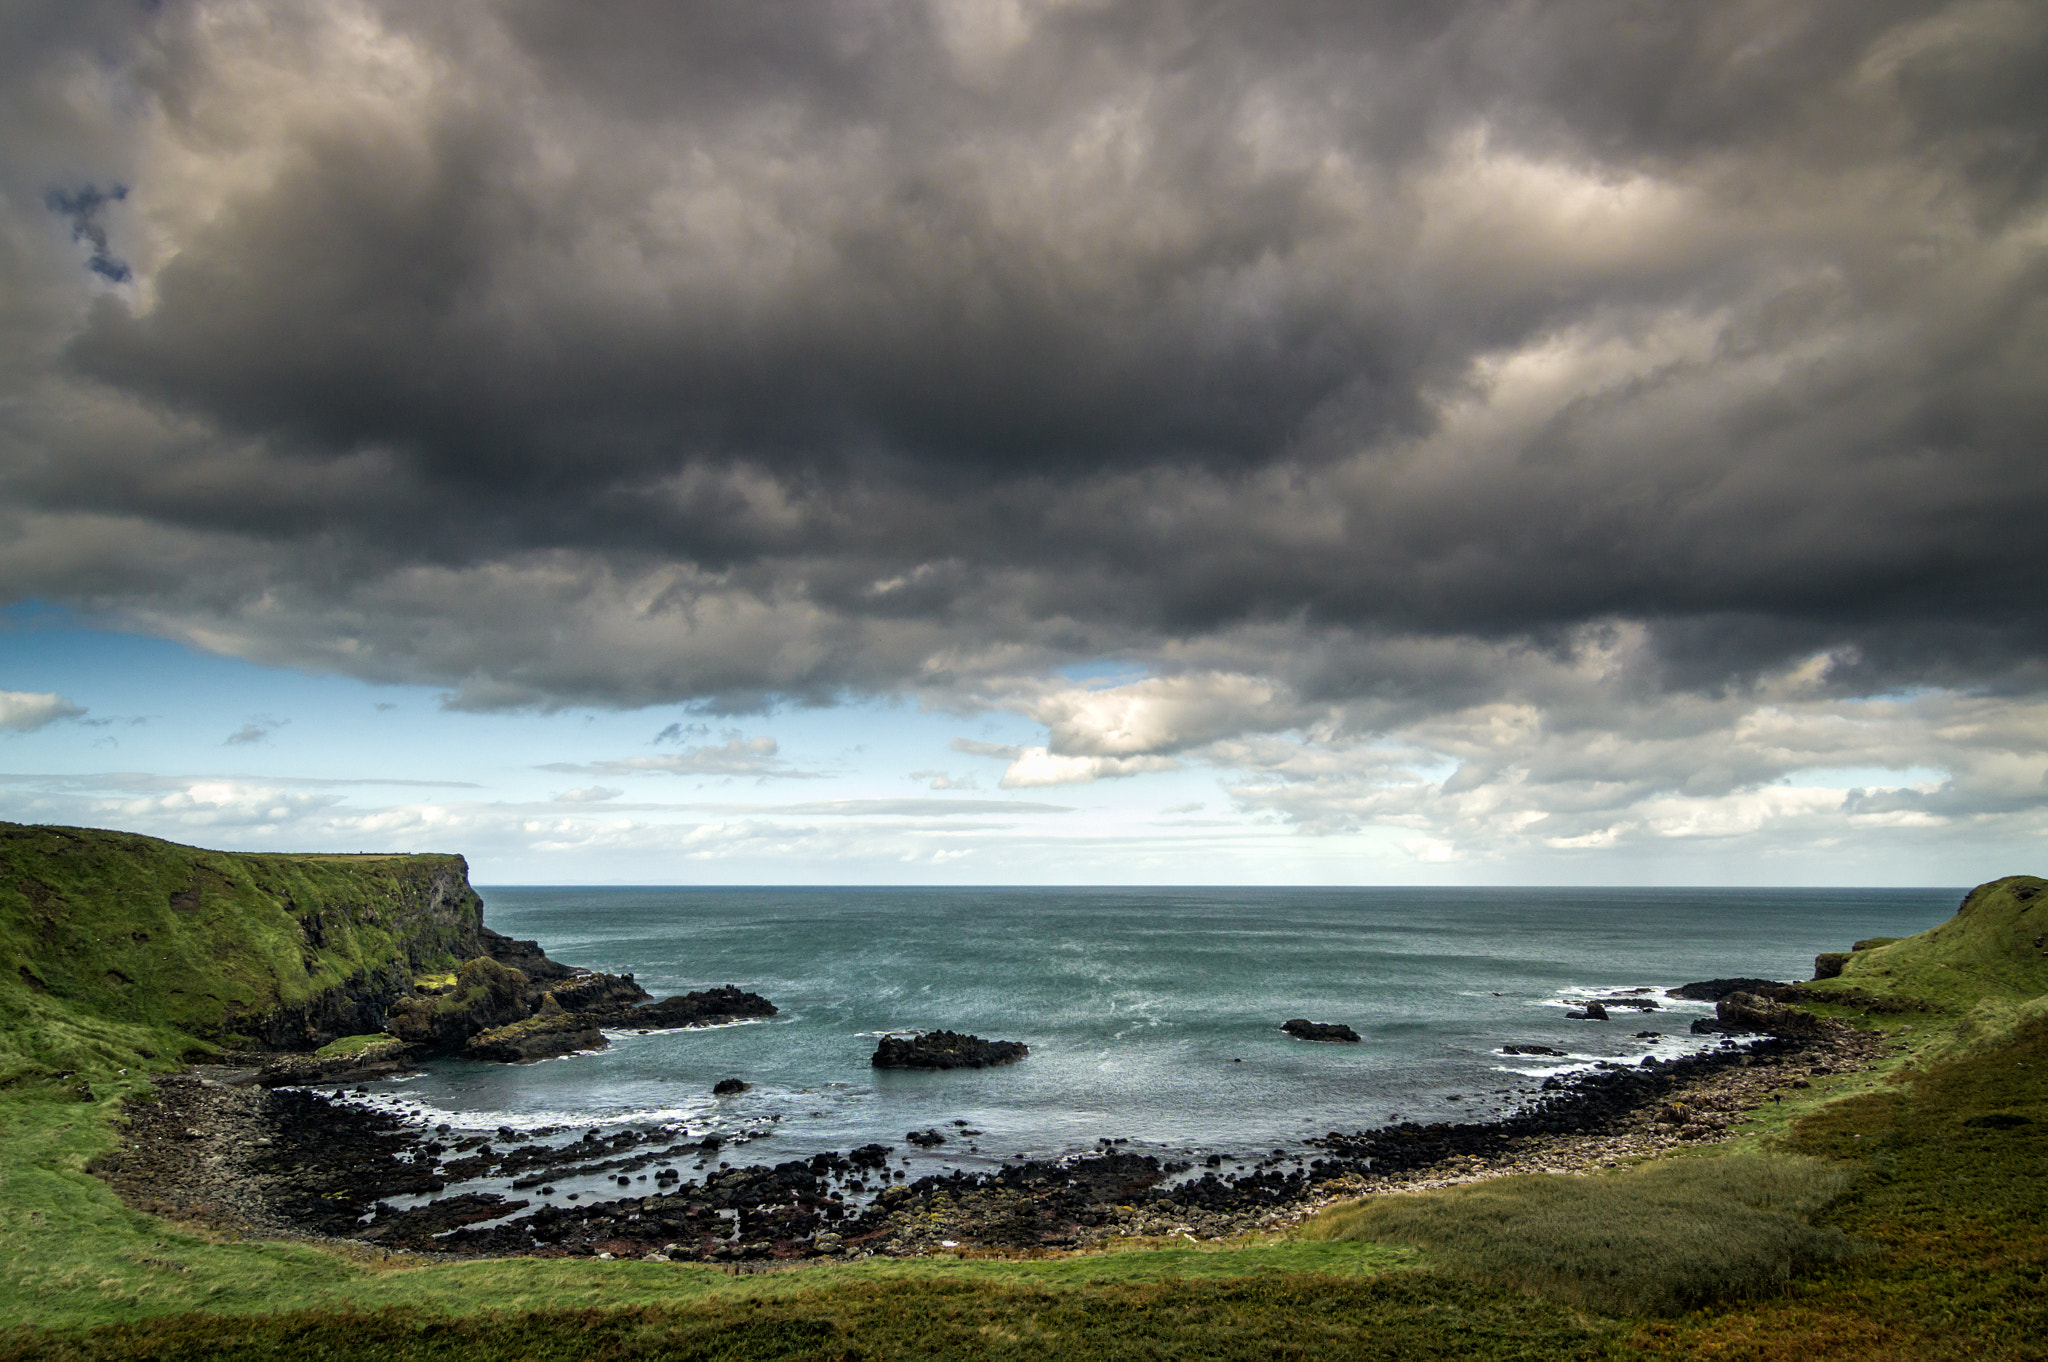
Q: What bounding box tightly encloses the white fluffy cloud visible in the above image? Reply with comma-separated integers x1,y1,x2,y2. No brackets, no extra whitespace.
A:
951,638,2048,865
1020,673,1308,757
951,737,1180,787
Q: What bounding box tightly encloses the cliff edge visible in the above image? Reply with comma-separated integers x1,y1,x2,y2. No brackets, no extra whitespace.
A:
1801,874,2048,1013
0,822,490,1059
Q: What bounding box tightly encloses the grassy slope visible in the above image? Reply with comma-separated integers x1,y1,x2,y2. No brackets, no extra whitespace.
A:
1293,876,2048,1358
0,826,495,1339
1808,875,2048,1011
1636,1005,2048,1359
1629,875,2048,1358
0,822,479,1083
1,850,2042,1358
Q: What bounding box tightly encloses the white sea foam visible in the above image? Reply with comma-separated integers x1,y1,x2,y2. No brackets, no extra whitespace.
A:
326,1089,722,1133
600,1015,773,1039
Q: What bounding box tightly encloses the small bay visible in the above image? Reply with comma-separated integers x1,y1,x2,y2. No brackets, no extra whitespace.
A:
354,886,1954,1171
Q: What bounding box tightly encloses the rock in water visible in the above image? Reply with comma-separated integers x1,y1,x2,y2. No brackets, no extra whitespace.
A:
1280,1019,1362,1043
1501,1044,1567,1056
628,985,778,1029
1565,1002,1609,1021
871,1030,1028,1069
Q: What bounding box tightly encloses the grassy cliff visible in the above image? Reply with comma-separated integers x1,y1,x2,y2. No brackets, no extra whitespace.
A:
0,822,483,1093
1805,874,2048,1010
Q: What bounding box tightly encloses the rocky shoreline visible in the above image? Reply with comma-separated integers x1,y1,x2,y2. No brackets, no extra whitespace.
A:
93,1004,1885,1267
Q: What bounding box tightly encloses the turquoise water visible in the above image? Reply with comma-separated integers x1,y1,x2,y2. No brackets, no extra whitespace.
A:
353,886,1955,1174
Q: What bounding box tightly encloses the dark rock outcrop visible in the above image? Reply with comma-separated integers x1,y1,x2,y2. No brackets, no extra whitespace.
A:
712,1078,748,1095
626,985,777,1029
872,1031,1028,1069
1689,991,1830,1037
544,972,652,1016
386,957,534,1051
1502,1044,1567,1056
1281,1019,1361,1043
479,926,582,984
1812,952,1852,980
1565,1002,1609,1021
230,961,417,1051
464,995,607,1062
415,976,772,1063
1667,978,1795,1002
251,1037,421,1088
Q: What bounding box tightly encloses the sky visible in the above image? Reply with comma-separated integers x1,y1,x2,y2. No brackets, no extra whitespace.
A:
1,0,2044,885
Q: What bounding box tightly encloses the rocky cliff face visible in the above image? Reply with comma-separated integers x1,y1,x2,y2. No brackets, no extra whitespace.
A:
0,823,493,1053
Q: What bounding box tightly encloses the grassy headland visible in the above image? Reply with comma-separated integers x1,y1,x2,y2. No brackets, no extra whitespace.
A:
1,827,2042,1358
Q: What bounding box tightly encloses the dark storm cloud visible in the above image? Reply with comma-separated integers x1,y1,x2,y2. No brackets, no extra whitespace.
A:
5,0,2047,715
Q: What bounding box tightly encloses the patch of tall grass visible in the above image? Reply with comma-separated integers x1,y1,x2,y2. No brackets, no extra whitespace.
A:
1642,996,2048,1358
1304,1155,1863,1317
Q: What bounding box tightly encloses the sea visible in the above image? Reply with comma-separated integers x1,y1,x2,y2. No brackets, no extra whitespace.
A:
342,886,1956,1201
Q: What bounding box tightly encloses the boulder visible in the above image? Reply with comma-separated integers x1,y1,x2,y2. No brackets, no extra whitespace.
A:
1691,991,1829,1038
712,1078,748,1095
1565,1003,1609,1021
871,1030,1029,1069
1501,1044,1567,1056
1280,1019,1362,1043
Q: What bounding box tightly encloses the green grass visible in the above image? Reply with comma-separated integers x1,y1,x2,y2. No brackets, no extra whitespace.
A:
1634,1005,2048,1359
1303,1155,1860,1317
0,1273,1632,1361
0,822,481,1056
1803,875,2048,1015
311,1033,398,1060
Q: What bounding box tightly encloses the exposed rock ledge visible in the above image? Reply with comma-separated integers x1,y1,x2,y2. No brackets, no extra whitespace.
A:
464,984,780,1062
871,1031,1028,1069
1281,1019,1361,1043
1690,991,1836,1038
